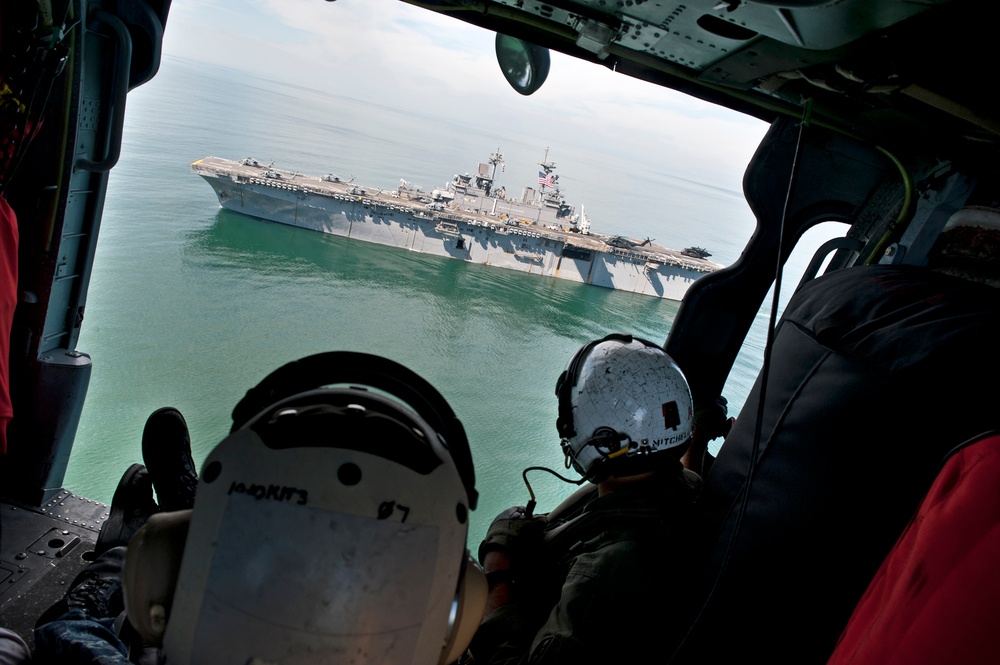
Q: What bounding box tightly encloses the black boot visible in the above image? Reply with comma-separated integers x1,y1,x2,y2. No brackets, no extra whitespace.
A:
142,407,198,512
35,546,128,627
95,463,159,555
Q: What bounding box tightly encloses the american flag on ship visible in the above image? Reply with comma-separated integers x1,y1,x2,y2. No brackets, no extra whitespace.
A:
538,171,556,188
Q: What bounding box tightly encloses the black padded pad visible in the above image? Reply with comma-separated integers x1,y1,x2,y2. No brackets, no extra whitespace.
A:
675,265,1000,664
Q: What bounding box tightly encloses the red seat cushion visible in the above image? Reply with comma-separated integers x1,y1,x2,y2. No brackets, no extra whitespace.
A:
828,433,1000,665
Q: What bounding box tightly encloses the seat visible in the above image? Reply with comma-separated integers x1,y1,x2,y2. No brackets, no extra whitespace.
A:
827,432,1000,665
672,264,1000,664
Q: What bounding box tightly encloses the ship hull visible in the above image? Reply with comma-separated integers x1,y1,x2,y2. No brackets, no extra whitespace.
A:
193,158,717,301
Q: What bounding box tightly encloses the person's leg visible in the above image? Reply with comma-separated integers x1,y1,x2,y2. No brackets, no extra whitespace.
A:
33,547,130,665
34,461,160,665
31,408,199,665
34,612,128,664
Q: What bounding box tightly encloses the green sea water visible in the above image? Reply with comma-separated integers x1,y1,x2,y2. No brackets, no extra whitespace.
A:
66,55,781,545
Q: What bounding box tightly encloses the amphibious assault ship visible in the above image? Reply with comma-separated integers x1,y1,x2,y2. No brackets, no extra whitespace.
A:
191,151,721,301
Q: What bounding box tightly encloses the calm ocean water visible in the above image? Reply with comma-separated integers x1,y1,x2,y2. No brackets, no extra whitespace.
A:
66,56,806,545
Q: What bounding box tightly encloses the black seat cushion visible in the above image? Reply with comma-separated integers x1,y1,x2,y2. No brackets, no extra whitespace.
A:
674,265,1000,665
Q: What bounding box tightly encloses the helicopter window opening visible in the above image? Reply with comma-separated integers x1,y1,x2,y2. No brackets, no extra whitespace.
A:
795,222,850,283
54,0,768,545
720,220,848,437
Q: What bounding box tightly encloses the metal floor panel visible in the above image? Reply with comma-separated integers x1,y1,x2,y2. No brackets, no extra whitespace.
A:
0,493,108,647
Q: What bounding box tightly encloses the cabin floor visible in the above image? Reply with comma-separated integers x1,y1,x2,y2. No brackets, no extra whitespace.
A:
0,493,108,647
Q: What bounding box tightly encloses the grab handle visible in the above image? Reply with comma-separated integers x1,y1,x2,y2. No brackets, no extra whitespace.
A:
76,9,132,173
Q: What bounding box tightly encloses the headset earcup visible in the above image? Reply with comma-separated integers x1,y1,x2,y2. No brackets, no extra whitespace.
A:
123,510,193,647
440,554,488,664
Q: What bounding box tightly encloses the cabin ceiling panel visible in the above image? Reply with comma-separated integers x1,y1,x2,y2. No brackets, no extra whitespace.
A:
439,0,996,166
489,1,950,66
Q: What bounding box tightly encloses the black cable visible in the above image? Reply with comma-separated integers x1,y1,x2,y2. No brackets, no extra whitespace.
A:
670,103,812,661
521,465,586,517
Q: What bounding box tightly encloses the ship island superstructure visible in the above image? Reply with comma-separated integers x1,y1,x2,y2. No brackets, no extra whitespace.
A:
191,151,721,300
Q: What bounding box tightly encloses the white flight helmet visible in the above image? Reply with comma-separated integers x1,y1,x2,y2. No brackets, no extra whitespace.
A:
124,352,485,665
555,334,693,481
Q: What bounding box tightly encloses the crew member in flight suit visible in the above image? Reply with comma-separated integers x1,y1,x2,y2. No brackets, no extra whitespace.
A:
468,334,704,663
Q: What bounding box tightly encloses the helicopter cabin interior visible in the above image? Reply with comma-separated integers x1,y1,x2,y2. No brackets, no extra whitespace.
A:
1,0,999,662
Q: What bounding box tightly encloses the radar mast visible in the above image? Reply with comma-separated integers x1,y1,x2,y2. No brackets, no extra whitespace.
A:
538,146,558,191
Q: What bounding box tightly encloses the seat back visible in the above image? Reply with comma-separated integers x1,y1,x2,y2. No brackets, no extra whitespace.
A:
827,432,1000,665
673,265,1000,664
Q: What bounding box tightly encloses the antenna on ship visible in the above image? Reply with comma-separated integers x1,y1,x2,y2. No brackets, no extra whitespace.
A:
538,147,558,191
540,147,554,170
489,148,505,180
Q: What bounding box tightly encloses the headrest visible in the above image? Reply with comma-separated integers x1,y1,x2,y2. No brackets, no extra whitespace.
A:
929,205,1000,287
941,205,1000,233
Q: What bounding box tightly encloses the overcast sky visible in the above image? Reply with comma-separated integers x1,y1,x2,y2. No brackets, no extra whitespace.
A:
161,0,769,187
